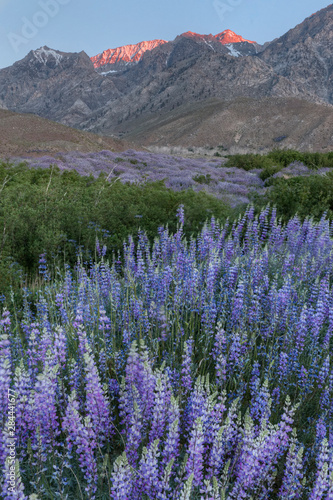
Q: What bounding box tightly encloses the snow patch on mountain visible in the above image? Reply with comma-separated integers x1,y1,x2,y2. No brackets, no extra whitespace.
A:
226,44,242,57
33,47,63,65
101,70,118,76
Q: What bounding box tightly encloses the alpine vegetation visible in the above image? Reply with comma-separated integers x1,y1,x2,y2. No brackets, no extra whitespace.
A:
1,206,333,499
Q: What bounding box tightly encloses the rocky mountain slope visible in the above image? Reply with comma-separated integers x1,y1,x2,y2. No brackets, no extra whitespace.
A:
0,5,332,152
122,97,333,152
259,4,333,103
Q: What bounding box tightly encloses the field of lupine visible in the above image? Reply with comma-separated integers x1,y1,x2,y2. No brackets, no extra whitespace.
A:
12,149,260,207
13,149,327,211
1,205,333,499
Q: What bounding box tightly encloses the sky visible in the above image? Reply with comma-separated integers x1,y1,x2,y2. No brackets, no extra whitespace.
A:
0,0,331,69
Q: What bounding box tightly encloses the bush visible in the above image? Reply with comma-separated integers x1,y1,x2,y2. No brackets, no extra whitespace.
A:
225,153,281,171
0,161,232,294
256,172,333,222
193,173,212,184
267,149,333,169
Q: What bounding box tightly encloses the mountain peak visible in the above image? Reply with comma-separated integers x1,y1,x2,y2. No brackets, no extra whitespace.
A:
32,46,63,65
215,29,256,44
91,39,168,69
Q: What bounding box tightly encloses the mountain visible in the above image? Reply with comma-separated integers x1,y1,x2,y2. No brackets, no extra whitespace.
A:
0,108,132,157
0,46,120,127
91,30,259,73
0,7,333,153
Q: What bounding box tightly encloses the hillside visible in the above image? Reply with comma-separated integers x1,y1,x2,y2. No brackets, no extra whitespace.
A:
0,109,133,157
119,97,333,152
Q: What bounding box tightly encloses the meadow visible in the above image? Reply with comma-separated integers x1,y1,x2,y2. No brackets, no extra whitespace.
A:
1,151,333,499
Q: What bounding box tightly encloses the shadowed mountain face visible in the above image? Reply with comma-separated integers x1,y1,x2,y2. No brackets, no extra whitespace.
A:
258,4,333,103
0,5,332,152
0,48,120,128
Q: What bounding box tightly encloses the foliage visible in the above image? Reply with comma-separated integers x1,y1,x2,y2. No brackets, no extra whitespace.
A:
259,172,333,222
266,149,333,169
192,173,211,185
225,153,281,171
0,160,231,297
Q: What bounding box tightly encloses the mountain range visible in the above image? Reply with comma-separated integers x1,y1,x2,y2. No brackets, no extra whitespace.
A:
0,4,333,152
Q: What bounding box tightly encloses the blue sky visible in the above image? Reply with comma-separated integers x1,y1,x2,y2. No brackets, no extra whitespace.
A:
0,0,331,68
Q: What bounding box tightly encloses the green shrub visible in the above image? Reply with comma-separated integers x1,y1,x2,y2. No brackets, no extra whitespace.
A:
259,165,283,181
225,154,281,171
0,161,232,295
256,172,333,222
193,173,212,184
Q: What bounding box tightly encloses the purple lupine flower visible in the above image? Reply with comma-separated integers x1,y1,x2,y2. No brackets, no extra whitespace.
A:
227,333,242,374
125,397,143,467
27,323,41,381
53,326,67,369
316,418,327,445
12,362,31,456
149,371,171,444
318,356,330,389
176,204,185,226
185,417,205,487
200,477,221,500
250,379,272,427
122,340,156,425
0,333,12,466
162,395,180,468
157,457,175,500
68,358,82,397
249,362,260,398
82,340,112,443
38,252,49,279
184,375,213,438
279,396,295,450
181,339,193,394
278,351,289,384
99,306,111,332
204,391,227,451
211,324,227,386
0,309,11,333
231,280,246,328
178,473,193,500
295,306,308,355
1,458,27,500
110,452,134,500
310,439,330,500
62,391,98,498
29,351,60,451
228,412,257,499
279,431,304,500
138,439,160,498
0,333,11,422
207,397,239,479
